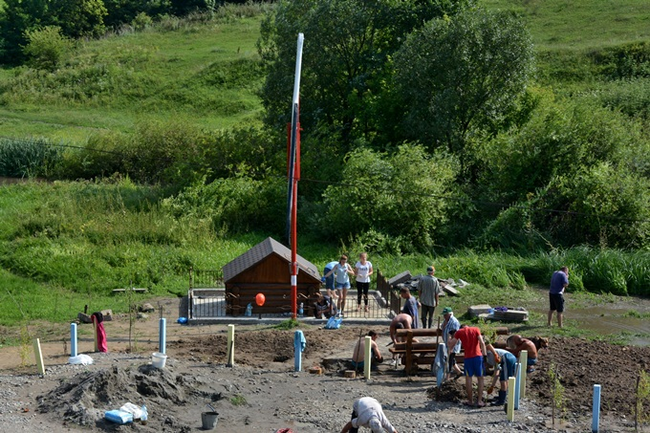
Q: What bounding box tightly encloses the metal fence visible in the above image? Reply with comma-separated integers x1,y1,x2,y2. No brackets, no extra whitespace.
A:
187,268,400,321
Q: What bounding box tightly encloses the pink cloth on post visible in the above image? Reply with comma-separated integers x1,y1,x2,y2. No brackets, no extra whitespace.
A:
92,314,108,353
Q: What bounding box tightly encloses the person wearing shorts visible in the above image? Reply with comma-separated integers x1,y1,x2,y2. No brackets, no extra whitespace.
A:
324,255,354,316
548,266,569,328
448,325,487,407
323,260,339,302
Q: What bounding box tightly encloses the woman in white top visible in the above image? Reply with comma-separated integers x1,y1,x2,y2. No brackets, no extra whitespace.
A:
354,252,373,312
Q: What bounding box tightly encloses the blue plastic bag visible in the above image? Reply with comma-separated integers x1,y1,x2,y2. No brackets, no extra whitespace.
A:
325,316,342,329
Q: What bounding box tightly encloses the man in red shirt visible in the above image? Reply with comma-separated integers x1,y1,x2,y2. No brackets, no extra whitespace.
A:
448,325,487,407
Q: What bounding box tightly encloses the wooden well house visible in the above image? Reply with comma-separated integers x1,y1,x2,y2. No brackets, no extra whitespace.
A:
223,237,322,316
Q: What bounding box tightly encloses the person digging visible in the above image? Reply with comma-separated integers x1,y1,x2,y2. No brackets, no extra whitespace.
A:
485,340,517,406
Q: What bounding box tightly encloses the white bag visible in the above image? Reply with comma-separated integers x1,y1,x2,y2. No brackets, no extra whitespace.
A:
68,354,94,365
120,402,143,419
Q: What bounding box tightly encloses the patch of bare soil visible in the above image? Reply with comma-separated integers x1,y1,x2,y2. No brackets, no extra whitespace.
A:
2,298,649,432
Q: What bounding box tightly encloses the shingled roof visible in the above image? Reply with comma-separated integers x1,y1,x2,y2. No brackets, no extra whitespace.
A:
222,237,320,282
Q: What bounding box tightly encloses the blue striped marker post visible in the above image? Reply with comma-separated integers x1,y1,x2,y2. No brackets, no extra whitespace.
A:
514,362,521,410
592,384,601,432
70,323,78,357
159,318,167,354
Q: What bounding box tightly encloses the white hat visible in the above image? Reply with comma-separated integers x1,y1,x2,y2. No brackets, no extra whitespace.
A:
368,417,383,433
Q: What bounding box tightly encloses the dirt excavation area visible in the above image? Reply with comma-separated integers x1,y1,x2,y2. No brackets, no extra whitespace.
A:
1,316,649,432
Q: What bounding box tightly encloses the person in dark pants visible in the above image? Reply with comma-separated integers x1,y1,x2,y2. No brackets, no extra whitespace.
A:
354,252,373,312
548,266,569,328
417,266,441,328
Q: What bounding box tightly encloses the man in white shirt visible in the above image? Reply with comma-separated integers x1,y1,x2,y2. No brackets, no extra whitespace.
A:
340,396,398,433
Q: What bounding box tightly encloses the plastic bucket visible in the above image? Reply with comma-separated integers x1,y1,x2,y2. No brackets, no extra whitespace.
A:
201,411,219,430
151,352,167,369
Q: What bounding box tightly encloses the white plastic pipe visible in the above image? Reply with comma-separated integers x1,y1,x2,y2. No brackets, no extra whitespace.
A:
70,322,78,357
592,384,601,432
159,318,167,354
514,362,521,410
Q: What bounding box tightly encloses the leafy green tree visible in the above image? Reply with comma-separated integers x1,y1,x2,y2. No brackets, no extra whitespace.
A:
321,143,458,252
0,0,50,62
258,0,473,152
23,25,73,71
393,8,534,156
51,0,107,39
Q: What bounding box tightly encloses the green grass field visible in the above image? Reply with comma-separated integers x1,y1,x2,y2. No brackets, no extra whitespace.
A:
483,0,650,50
0,14,265,143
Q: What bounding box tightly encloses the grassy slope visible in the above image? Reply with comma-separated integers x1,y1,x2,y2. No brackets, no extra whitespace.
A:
483,0,650,50
0,15,264,143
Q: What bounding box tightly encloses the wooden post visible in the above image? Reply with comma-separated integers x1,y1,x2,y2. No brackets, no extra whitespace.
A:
405,331,414,374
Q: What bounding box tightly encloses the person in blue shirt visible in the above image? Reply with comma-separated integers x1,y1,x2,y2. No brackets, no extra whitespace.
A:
324,255,355,316
548,266,569,328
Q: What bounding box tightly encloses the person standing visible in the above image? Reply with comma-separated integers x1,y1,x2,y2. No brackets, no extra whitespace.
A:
399,287,419,329
448,325,487,407
355,252,374,313
340,396,398,433
440,307,462,380
548,266,569,328
323,260,340,304
417,266,441,328
324,255,355,316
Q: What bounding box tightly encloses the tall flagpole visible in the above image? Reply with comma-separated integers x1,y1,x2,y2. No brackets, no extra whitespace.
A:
288,33,304,320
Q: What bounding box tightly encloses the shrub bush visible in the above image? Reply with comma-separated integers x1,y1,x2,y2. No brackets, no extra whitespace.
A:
22,26,74,71
0,137,62,178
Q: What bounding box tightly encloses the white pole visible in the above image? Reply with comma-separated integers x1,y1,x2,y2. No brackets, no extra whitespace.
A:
364,336,372,380
33,338,45,376
158,318,167,354
227,324,235,367
519,350,528,399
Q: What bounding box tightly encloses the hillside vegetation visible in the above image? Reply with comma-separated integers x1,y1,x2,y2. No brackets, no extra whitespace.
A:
0,1,649,332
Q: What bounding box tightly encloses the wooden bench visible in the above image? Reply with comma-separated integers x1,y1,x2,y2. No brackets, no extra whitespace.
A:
389,327,510,374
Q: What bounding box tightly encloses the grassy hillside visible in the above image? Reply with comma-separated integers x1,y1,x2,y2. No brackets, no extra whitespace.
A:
0,10,266,143
483,0,650,50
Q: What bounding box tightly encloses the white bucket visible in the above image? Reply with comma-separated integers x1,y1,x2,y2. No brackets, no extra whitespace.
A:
152,352,167,369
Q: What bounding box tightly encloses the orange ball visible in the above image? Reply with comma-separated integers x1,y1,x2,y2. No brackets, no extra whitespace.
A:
255,293,266,306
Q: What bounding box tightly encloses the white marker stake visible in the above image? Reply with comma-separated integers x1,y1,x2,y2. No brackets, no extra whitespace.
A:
227,324,235,367
364,335,372,380
33,338,45,376
519,350,528,399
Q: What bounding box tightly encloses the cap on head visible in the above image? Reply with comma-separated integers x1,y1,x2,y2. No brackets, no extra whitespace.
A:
442,307,453,315
427,266,434,273
486,351,496,367
368,417,382,433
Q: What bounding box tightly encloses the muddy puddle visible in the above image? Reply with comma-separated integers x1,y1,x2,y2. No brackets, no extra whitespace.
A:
527,288,650,346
